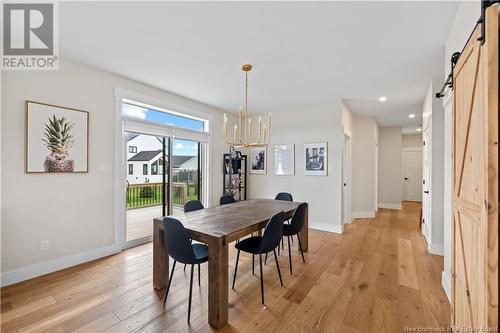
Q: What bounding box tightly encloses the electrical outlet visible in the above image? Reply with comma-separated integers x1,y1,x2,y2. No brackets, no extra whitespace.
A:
40,240,49,251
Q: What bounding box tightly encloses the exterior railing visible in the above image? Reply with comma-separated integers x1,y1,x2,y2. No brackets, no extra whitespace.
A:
126,182,163,209
126,182,197,209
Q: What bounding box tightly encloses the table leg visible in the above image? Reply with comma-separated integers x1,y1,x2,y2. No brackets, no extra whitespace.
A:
298,203,309,252
208,237,228,329
153,222,169,290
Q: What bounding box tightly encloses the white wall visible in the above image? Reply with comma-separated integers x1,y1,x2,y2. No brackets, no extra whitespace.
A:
351,115,378,218
1,58,228,285
378,127,402,209
402,134,422,148
441,0,481,302
247,101,344,234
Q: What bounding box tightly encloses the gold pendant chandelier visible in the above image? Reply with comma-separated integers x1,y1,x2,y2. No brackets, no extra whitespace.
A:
223,64,271,148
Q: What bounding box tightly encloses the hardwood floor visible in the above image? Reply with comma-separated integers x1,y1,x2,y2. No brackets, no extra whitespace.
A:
0,202,450,332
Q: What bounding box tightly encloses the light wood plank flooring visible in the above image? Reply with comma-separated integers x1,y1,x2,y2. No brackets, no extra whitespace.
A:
1,201,450,332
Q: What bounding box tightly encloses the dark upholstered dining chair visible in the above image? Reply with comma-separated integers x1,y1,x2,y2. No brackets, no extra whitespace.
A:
184,200,204,212
182,200,205,271
283,202,307,274
275,192,293,202
232,211,286,305
162,217,208,323
274,192,294,247
220,195,236,205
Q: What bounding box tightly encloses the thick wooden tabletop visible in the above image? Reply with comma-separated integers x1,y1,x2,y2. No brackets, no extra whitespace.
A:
154,199,301,244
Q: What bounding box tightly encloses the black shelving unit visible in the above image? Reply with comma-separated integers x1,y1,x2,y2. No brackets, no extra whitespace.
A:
223,154,247,201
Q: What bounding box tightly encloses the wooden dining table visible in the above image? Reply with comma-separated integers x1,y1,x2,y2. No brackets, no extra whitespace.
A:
153,198,308,329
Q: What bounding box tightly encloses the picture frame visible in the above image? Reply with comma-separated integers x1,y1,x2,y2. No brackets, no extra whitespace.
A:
250,146,266,174
304,142,327,176
25,101,89,173
274,144,295,176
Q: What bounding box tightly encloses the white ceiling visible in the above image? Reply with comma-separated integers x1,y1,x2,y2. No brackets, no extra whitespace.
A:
59,2,459,128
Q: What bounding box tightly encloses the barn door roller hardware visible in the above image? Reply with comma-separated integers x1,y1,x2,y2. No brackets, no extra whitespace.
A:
435,52,461,98
436,0,499,99
478,0,499,44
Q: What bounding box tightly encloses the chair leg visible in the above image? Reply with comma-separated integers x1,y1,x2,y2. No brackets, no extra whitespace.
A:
184,239,194,271
198,264,201,286
264,252,268,265
273,249,283,286
278,241,281,256
287,235,293,275
163,260,176,308
232,250,240,290
259,253,265,305
297,233,306,263
281,237,284,250
188,264,194,323
252,254,255,275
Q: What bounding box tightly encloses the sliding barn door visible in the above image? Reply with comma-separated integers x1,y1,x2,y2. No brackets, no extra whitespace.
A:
451,4,498,331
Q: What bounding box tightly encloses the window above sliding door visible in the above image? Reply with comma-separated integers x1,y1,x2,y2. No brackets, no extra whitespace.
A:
122,99,206,132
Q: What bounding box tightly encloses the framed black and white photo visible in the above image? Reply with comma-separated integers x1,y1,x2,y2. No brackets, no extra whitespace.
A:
250,147,266,174
25,101,89,173
274,144,295,176
304,142,327,176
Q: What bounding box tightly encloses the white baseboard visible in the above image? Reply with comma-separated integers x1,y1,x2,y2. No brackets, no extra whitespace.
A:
378,203,402,210
428,243,444,256
442,271,452,303
0,244,119,287
351,211,375,219
309,222,343,234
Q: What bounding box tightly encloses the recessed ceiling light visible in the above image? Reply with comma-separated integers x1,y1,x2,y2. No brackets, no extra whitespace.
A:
378,96,387,102
409,114,415,118
416,128,422,132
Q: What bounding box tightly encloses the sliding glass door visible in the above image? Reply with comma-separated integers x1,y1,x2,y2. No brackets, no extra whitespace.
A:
121,98,207,248
171,139,201,215
125,133,168,243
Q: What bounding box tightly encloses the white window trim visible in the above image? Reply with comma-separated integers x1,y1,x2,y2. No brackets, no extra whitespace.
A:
114,87,212,251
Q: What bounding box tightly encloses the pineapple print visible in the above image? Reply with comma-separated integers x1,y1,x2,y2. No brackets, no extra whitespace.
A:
42,115,75,172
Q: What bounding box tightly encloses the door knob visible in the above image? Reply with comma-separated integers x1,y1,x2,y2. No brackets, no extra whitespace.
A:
404,177,409,181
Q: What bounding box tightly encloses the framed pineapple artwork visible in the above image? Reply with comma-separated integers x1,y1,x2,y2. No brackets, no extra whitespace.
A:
25,101,89,173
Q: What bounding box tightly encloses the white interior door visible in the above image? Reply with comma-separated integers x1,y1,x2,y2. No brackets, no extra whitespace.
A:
402,149,423,202
422,119,432,241
342,133,352,224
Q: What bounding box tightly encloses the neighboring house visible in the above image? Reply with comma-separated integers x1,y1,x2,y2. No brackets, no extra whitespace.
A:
126,134,163,184
126,138,197,184
127,150,163,184
126,134,162,161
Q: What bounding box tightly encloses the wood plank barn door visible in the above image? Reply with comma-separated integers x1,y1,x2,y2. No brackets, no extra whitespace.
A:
451,4,498,331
